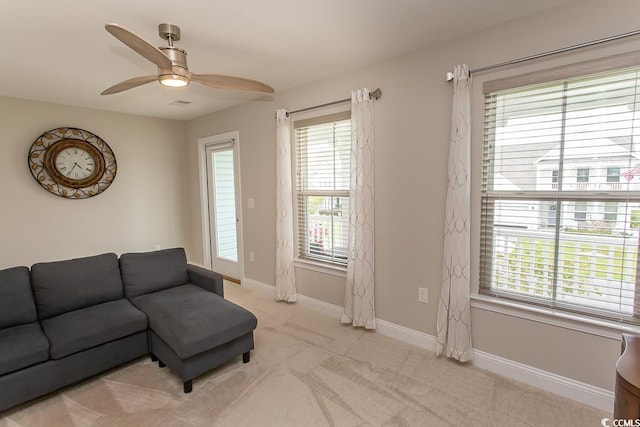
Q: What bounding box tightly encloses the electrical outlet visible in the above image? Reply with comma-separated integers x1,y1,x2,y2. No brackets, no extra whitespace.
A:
418,287,428,303
249,251,255,262
154,244,161,251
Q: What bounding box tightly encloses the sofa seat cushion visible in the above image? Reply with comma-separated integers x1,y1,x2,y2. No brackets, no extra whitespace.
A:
0,323,49,376
41,299,148,359
132,284,257,359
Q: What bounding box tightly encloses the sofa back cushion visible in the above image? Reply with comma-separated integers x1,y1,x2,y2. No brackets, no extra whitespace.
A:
0,266,38,329
120,248,189,298
31,253,123,320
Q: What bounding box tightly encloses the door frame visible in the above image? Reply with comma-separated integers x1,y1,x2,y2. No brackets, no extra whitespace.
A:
197,130,244,281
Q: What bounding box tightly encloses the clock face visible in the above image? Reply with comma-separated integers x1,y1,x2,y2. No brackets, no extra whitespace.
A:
55,147,97,181
28,128,117,199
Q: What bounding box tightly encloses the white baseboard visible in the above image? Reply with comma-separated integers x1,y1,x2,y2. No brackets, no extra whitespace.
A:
240,277,614,412
471,349,613,412
375,319,439,352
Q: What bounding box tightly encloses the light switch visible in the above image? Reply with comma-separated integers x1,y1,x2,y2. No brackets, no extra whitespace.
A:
418,287,428,303
248,198,255,209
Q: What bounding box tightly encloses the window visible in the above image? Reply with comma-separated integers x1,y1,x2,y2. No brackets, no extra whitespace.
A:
574,201,587,223
607,167,622,191
604,202,618,223
546,202,557,227
481,58,640,324
607,167,621,183
576,168,590,183
294,112,350,266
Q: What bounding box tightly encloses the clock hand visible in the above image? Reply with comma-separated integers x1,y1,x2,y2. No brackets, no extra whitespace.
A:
66,163,83,177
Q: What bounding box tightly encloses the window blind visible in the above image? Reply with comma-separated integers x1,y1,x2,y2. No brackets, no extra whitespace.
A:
294,112,351,266
480,63,640,324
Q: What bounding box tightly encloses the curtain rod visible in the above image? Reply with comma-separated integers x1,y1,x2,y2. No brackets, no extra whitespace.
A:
445,29,640,81
286,88,382,116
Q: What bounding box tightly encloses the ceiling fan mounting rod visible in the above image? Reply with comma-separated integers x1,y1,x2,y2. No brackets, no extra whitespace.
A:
158,23,181,47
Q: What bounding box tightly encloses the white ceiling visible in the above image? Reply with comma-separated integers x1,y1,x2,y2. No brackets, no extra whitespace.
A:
1,0,573,121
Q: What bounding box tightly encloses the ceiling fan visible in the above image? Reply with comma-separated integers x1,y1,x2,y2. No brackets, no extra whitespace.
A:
101,23,274,95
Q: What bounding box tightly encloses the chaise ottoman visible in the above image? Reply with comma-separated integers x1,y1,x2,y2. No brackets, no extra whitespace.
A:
119,248,257,392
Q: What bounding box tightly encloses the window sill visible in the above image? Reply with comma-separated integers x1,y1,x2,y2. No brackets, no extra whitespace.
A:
294,258,347,278
470,293,640,341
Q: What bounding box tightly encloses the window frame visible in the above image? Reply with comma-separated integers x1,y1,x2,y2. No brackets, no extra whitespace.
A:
607,167,621,183
292,110,351,269
573,201,587,223
479,52,640,326
604,201,619,223
576,168,590,183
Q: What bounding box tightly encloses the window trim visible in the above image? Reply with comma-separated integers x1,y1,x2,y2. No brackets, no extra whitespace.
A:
483,51,640,94
471,293,639,341
294,258,347,277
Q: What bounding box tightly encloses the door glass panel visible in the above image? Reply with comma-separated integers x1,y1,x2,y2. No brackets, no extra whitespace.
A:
213,149,238,262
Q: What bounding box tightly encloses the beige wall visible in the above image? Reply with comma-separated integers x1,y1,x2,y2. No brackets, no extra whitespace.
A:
0,96,191,268
186,0,640,391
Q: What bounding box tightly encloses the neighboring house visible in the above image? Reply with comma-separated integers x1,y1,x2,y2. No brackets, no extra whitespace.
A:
534,137,640,234
487,108,640,316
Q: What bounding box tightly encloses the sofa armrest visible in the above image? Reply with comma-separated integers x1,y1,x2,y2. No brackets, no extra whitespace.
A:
187,264,224,297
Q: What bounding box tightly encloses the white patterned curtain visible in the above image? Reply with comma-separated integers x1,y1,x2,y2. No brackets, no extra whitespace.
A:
436,65,473,361
342,89,376,329
275,109,297,302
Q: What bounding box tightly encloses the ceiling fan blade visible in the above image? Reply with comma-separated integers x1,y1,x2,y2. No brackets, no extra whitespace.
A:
191,74,274,93
105,23,172,69
101,75,158,95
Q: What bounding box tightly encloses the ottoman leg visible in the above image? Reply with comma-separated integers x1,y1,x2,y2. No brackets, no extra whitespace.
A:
184,380,193,393
159,360,166,368
150,354,158,362
243,351,250,364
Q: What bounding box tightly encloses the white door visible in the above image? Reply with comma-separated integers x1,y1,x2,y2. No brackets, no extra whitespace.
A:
206,139,241,280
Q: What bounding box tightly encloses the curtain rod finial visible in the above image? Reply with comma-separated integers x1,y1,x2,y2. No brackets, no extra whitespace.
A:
370,88,382,100
446,71,455,82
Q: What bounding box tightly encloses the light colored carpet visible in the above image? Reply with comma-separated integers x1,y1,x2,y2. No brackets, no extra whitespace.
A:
1,283,610,426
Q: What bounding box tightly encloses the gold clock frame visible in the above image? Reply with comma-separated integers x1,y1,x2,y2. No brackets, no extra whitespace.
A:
28,127,117,199
44,139,106,189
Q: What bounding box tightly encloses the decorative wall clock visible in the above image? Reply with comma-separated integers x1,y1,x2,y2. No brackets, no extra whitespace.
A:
28,127,117,199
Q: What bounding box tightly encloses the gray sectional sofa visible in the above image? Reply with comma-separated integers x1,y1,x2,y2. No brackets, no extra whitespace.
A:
0,248,257,412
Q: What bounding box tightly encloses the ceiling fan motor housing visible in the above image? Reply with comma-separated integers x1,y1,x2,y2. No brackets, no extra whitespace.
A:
158,46,189,78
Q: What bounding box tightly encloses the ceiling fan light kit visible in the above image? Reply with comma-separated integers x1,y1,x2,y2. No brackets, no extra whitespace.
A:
102,23,274,95
159,73,189,88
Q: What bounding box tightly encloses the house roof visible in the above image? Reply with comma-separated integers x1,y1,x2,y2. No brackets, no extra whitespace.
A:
535,138,640,164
